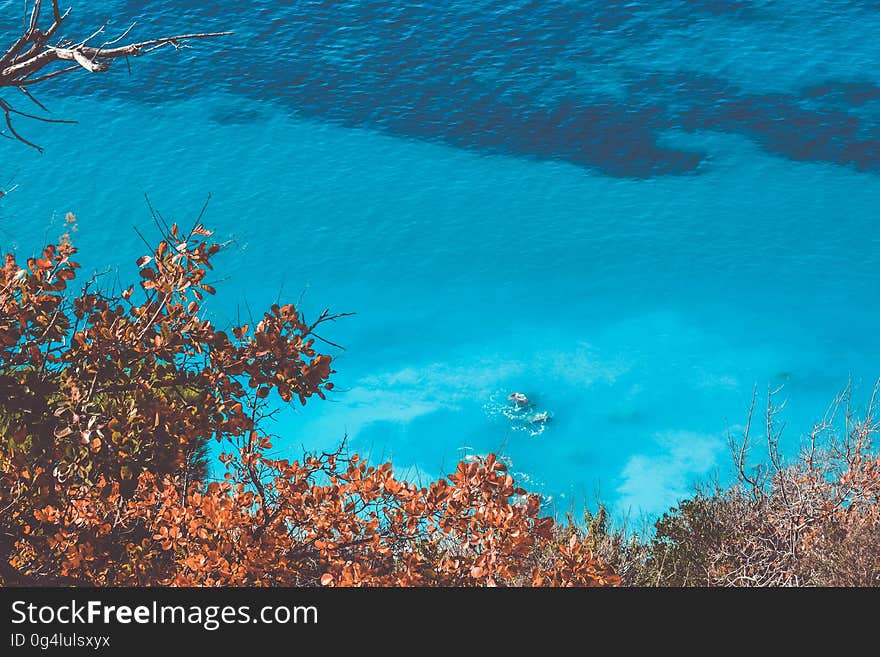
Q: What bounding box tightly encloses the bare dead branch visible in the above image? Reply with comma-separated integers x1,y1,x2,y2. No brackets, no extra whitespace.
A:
728,384,763,496
0,1,231,149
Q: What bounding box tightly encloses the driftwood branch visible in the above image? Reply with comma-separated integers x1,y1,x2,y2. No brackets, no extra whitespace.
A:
0,0,231,151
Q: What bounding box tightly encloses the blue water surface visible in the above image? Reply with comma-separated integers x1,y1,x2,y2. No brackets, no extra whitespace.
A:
2,0,880,518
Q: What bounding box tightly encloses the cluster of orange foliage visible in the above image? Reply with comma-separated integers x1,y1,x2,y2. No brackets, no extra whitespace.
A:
0,217,618,587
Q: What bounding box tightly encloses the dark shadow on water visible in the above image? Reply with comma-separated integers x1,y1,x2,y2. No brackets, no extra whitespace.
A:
10,0,880,176
801,81,880,107
633,72,880,173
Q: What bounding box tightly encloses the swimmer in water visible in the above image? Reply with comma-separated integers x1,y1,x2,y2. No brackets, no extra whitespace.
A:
508,392,530,407
529,411,550,424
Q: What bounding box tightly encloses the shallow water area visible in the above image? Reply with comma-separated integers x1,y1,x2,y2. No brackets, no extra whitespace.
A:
3,0,880,518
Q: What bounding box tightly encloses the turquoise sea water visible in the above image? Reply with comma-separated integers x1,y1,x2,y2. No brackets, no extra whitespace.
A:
3,1,880,518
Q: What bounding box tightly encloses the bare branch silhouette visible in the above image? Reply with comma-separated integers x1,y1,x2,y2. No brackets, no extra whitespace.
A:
0,0,231,151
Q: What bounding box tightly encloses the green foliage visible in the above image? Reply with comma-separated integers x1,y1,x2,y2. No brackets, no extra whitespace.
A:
641,488,731,586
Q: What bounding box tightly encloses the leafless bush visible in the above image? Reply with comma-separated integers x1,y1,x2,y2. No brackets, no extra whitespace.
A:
637,383,880,586
587,382,880,587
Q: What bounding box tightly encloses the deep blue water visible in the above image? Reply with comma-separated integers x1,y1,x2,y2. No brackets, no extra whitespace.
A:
3,0,880,518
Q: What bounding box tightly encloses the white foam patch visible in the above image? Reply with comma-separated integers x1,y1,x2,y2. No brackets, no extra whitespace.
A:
283,344,631,475
319,346,630,440
361,342,628,395
296,387,442,446
532,342,632,388
615,430,724,517
695,370,740,390
359,359,525,398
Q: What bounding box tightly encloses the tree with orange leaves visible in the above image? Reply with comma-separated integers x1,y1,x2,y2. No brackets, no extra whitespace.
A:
0,217,619,587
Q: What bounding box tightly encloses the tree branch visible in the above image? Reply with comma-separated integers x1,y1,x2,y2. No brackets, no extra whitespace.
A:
0,1,231,150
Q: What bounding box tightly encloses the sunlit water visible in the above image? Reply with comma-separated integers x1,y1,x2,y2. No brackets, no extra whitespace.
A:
3,1,880,518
